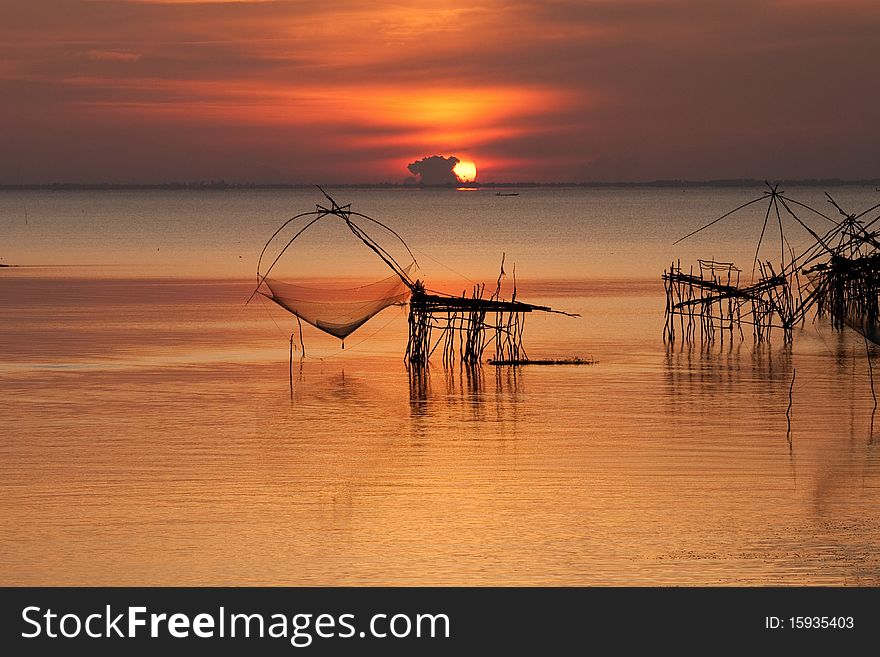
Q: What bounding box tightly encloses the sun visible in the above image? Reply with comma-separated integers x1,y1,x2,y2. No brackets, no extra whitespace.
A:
453,160,477,183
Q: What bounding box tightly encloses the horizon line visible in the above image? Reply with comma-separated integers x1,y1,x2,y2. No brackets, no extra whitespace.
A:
2,178,880,191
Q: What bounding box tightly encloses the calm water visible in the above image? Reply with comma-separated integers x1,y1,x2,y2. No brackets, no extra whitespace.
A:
2,187,880,585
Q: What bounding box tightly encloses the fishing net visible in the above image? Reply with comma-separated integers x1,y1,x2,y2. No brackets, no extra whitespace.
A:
262,265,413,340
252,190,571,363
252,189,419,343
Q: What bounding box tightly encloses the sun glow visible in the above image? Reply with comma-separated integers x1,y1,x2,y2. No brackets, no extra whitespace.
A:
453,160,477,182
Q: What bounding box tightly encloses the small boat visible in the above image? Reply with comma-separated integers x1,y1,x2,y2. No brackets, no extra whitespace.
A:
496,192,519,196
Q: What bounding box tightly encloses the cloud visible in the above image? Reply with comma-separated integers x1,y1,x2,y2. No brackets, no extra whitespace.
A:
116,1,275,4
1,1,879,182
85,49,141,62
407,155,460,185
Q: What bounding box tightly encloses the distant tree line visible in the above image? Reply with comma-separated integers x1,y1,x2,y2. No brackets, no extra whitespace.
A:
1,178,879,191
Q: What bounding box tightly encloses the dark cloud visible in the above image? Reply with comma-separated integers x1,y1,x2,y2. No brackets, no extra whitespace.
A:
407,155,460,185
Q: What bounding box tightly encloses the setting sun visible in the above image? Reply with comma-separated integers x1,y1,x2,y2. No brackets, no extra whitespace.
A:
453,160,478,182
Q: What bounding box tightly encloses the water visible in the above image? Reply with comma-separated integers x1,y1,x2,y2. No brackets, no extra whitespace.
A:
2,187,880,585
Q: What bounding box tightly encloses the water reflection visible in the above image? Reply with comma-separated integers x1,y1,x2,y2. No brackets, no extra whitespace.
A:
407,365,431,416
5,270,880,585
664,342,794,442
407,364,524,430
663,335,880,522
664,341,793,386
660,337,880,446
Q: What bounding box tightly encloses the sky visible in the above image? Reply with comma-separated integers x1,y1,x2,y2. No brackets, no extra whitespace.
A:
1,0,879,183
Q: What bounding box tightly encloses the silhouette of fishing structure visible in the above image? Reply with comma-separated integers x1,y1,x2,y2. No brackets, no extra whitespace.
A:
250,188,577,369
664,182,880,346
665,182,880,438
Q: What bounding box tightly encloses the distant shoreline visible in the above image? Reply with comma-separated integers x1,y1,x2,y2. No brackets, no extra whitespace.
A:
2,179,879,192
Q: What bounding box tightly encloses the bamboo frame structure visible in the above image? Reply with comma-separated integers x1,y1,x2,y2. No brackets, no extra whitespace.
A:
663,258,798,343
252,188,576,368
664,183,880,346
405,256,576,368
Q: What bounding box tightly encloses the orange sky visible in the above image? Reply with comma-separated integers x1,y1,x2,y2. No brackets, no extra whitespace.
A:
1,0,879,183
